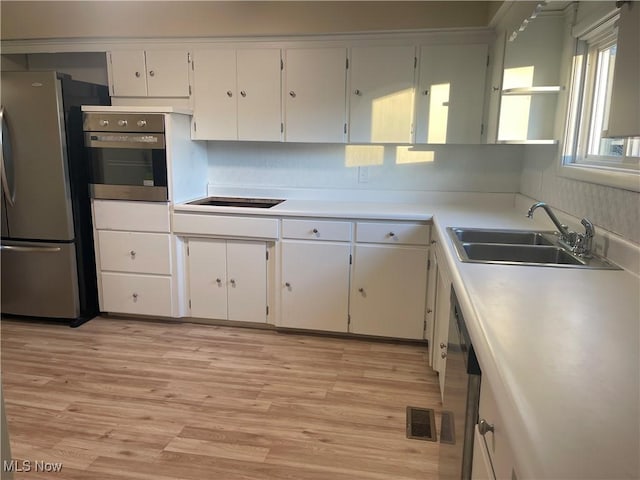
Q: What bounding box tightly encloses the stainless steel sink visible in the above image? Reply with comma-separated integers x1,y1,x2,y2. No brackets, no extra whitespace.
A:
187,196,284,208
462,244,585,265
447,227,620,269
450,227,557,245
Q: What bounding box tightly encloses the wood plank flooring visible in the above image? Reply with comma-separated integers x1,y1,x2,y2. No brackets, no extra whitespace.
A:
1,317,443,479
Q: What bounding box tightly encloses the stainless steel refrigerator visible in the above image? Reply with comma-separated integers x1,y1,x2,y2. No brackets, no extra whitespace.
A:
1,71,109,326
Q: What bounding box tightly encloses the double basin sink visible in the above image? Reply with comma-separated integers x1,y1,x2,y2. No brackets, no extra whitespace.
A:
448,227,620,269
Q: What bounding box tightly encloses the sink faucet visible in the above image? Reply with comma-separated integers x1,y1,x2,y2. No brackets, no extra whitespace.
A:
527,202,571,239
527,202,595,257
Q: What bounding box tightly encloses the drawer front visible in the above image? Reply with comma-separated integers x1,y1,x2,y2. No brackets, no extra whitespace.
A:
93,200,170,232
173,213,279,239
282,219,352,241
100,272,172,317
355,221,430,245
98,231,171,274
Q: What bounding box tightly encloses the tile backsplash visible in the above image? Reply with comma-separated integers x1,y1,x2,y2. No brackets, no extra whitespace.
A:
520,145,640,244
207,142,524,193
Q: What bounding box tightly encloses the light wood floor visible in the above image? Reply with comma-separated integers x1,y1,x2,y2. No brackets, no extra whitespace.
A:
1,317,443,479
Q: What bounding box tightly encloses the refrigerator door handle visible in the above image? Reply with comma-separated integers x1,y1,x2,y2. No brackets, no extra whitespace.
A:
1,245,62,253
0,105,16,207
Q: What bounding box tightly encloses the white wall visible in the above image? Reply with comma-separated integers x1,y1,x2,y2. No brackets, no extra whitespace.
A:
207,142,524,193
520,145,640,244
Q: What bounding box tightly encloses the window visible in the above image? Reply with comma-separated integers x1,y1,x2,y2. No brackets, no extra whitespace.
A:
562,18,640,190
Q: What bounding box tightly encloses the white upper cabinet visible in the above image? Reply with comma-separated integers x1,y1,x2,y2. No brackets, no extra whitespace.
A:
348,45,416,143
283,47,347,143
606,1,640,138
108,49,190,97
416,43,488,144
191,48,281,141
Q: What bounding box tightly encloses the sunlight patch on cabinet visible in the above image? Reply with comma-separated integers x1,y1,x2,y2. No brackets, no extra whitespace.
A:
370,88,414,143
344,145,384,167
498,66,534,141
427,83,450,144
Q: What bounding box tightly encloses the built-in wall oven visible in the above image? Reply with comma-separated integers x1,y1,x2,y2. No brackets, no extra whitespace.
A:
83,112,168,201
439,288,482,480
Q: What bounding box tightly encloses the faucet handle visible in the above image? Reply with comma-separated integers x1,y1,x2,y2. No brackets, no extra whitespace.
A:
581,218,595,237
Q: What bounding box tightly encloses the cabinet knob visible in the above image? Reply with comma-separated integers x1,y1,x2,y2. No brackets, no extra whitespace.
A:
423,89,429,96
132,293,139,301
99,119,109,127
289,91,296,98
230,279,236,286
240,90,247,97
137,120,147,127
285,282,291,288
388,232,396,238
149,70,155,77
478,419,495,436
353,89,362,96
227,90,233,97
312,228,319,234
427,308,433,314
135,71,141,78
430,240,437,245
440,342,446,349
358,287,365,293
216,278,222,284
441,352,447,359
492,86,500,92
129,250,136,258
118,119,128,127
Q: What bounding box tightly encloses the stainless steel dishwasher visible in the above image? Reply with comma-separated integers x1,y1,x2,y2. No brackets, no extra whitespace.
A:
438,288,482,480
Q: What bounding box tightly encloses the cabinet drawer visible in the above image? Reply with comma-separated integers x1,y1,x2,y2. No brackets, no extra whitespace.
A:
282,219,352,241
355,222,429,245
100,272,172,317
173,213,279,239
98,231,171,274
93,200,170,233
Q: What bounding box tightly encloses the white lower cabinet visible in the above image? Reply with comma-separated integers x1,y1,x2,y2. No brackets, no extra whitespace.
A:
186,238,267,323
432,240,452,398
92,200,176,317
280,240,351,332
350,244,428,339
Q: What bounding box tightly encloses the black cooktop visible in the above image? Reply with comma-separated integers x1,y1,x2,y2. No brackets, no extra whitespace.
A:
187,196,285,208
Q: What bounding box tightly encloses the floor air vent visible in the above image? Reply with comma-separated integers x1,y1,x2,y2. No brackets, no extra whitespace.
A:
406,406,437,441
439,410,456,444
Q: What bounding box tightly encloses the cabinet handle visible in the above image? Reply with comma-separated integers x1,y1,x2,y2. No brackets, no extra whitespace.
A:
312,228,319,234
440,342,446,349
240,90,247,97
132,293,139,301
492,86,500,92
427,308,433,314
230,279,236,286
149,70,155,77
289,91,296,98
227,90,233,97
216,278,222,285
478,419,495,436
431,240,437,245
129,250,136,258
423,89,429,96
353,89,362,96
285,282,291,288
388,232,396,238
135,71,141,78
441,352,447,359
358,287,365,293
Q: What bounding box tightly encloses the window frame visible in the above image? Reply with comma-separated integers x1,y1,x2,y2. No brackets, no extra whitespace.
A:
559,13,640,192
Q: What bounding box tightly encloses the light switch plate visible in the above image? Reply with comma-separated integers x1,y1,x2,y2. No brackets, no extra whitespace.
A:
358,166,369,183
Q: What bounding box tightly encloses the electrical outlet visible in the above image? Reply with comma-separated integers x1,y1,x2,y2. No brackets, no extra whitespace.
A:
358,166,369,183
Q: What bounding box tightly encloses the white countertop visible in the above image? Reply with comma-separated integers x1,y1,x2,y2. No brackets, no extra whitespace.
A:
174,194,640,479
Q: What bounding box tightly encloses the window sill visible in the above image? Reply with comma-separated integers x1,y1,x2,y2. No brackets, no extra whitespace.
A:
559,162,640,192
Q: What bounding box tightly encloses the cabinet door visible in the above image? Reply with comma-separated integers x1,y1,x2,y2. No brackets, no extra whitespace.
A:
424,247,437,366
348,45,416,143
109,50,147,97
350,244,427,339
192,49,238,140
284,48,347,143
237,49,282,141
280,241,351,332
145,50,190,97
187,239,228,320
226,241,267,323
416,44,488,144
433,253,451,398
